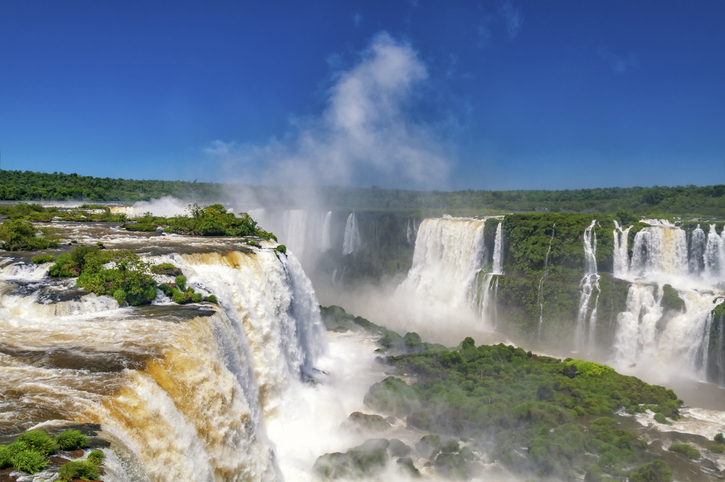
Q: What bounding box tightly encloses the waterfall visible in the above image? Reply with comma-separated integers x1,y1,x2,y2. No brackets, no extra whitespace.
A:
342,213,361,255
406,219,417,245
537,224,555,338
400,217,498,324
689,224,706,276
0,245,327,481
492,221,504,275
630,224,689,279
575,220,600,353
320,211,332,252
612,220,632,278
704,224,725,280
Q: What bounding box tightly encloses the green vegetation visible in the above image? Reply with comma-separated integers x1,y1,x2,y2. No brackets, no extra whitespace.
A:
715,432,724,443
151,263,183,276
628,459,672,482
344,412,391,432
87,449,105,465
366,339,681,479
50,246,157,306
54,430,88,450
661,284,685,312
0,202,127,222
313,439,389,479
4,170,725,218
668,443,700,459
58,457,101,481
32,254,56,264
0,219,59,251
709,444,724,454
320,305,445,354
10,449,46,474
166,203,275,239
0,429,98,476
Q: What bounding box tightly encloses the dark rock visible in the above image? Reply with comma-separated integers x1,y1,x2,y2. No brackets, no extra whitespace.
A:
388,438,412,458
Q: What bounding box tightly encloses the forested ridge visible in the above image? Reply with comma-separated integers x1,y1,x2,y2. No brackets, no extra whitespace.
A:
2,170,725,216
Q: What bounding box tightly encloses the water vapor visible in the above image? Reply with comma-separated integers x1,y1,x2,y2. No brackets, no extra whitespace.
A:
206,32,452,190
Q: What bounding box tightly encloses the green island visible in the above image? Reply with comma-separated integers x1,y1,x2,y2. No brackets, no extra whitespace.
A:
47,245,217,307
0,429,104,480
315,305,706,482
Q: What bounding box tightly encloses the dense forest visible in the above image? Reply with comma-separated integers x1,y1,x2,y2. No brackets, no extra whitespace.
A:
2,170,725,217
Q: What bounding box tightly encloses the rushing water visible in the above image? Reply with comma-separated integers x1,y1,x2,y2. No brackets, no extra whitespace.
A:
537,224,555,339
342,213,361,255
0,225,327,481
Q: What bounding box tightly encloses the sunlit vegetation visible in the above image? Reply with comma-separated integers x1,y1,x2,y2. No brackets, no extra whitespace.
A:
0,219,59,251
4,170,725,218
0,202,127,222
365,338,680,480
0,429,97,476
49,246,157,306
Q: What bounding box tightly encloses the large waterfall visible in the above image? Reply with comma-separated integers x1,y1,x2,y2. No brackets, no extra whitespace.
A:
0,232,327,481
399,216,503,327
610,220,725,381
575,220,600,353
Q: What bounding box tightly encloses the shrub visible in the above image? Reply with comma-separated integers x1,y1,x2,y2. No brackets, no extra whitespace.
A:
710,445,725,454
87,449,105,465
629,459,672,481
0,219,58,251
275,244,287,255
191,293,203,303
55,430,88,450
205,295,218,304
175,275,186,292
668,443,700,459
114,288,127,305
716,432,724,443
0,445,10,469
654,413,670,425
172,289,187,304
58,460,100,481
10,449,47,474
31,254,55,264
17,430,56,455
124,223,156,232
151,263,182,276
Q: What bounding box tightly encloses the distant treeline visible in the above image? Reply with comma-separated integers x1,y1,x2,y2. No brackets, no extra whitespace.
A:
2,170,725,216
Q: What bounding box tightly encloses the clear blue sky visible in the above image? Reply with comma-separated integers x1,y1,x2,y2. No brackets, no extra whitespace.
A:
1,1,723,190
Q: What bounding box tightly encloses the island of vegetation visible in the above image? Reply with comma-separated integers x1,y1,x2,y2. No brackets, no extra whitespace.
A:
316,305,708,482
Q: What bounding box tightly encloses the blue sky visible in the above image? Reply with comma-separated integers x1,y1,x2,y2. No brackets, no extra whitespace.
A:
1,1,723,190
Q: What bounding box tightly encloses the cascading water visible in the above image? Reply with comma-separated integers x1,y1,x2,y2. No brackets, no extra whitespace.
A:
611,219,725,383
342,213,361,255
0,232,327,481
575,220,600,353
406,219,418,245
537,224,555,338
689,224,706,276
492,222,504,275
320,211,332,252
613,220,632,278
399,217,503,327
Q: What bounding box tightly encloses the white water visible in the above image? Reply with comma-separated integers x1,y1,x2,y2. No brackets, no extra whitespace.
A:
342,213,361,255
399,217,503,329
320,211,332,252
574,220,600,353
611,220,725,383
0,234,327,481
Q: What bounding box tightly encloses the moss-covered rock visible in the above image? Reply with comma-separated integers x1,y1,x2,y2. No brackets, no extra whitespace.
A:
364,377,422,417
313,439,389,479
343,412,391,432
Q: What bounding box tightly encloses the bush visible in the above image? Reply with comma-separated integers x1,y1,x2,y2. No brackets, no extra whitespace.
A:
125,223,156,232
58,460,100,481
629,459,672,482
55,430,88,450
17,430,56,455
205,295,218,304
191,293,203,303
0,445,10,469
668,443,700,459
716,432,724,443
0,219,58,251
709,445,724,454
172,289,187,304
175,275,186,292
87,449,105,465
654,413,671,425
275,244,287,255
10,449,47,474
151,263,182,276
31,254,55,264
